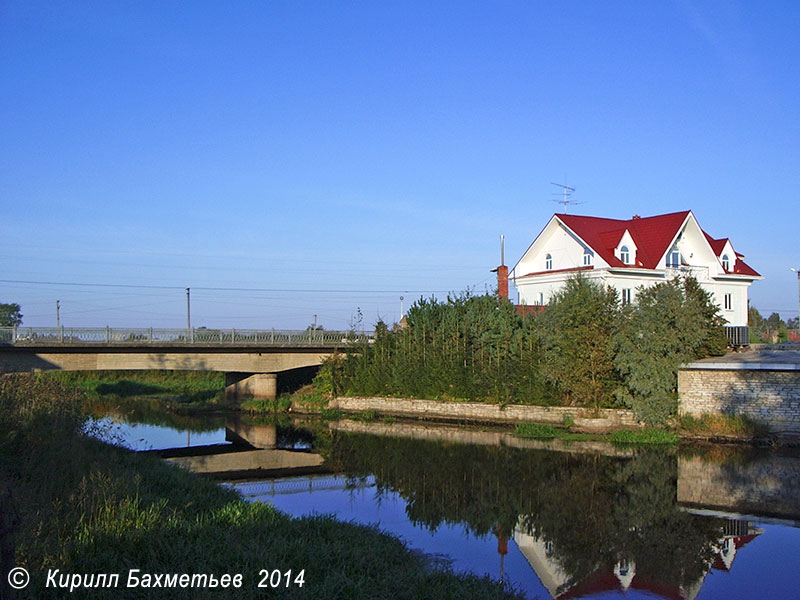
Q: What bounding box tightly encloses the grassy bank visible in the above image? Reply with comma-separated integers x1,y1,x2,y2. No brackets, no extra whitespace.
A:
0,373,521,600
44,370,229,409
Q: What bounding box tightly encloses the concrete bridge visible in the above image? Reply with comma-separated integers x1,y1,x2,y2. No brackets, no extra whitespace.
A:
0,326,373,399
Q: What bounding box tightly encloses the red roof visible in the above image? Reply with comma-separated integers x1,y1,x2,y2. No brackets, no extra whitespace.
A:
557,211,690,269
555,211,760,277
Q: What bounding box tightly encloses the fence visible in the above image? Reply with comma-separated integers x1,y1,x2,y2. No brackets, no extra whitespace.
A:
0,326,374,347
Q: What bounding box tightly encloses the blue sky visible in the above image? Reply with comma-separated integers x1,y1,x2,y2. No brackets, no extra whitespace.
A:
2,1,798,329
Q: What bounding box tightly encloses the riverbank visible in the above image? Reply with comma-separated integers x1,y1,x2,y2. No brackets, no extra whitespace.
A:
40,370,774,445
291,392,772,445
0,374,522,600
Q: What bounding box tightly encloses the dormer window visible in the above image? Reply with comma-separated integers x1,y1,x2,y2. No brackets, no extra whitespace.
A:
620,246,630,265
545,253,553,270
583,249,592,266
667,246,680,267
722,254,730,271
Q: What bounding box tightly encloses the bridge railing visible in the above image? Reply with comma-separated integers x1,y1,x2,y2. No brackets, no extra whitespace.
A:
0,326,374,347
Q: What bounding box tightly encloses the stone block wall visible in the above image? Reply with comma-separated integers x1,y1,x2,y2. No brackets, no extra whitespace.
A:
325,396,639,429
678,368,800,432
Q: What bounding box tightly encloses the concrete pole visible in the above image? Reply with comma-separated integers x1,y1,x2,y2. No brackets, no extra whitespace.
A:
186,287,192,342
793,269,800,332
56,300,60,329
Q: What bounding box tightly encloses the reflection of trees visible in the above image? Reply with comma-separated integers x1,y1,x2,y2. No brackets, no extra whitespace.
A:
324,433,724,591
84,397,226,433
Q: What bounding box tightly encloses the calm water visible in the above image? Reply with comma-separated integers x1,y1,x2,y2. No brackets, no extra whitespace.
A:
90,410,800,600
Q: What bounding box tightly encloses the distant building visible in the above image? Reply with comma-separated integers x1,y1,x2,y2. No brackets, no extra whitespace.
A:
502,211,761,341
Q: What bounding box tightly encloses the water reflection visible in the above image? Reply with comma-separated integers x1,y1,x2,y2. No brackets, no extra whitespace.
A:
249,423,799,600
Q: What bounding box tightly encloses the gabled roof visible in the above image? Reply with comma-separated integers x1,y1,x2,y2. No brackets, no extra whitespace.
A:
555,211,760,277
558,211,690,269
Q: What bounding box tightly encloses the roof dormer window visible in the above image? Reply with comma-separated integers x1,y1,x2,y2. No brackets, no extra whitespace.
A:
722,254,730,271
545,253,553,270
667,246,680,267
620,246,630,265
583,248,592,266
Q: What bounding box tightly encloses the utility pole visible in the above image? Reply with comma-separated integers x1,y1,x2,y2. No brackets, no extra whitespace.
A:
186,288,192,340
792,269,800,332
313,314,317,330
56,300,61,328
400,296,404,321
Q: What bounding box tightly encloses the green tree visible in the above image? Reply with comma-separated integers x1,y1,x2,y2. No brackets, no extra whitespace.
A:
613,277,725,425
536,274,620,408
765,312,788,342
749,307,766,342
0,303,22,327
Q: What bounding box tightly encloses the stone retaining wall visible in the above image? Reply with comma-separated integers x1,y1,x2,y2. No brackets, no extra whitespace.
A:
322,396,639,429
678,369,800,432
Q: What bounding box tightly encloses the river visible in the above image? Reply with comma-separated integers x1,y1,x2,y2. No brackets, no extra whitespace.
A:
88,409,800,600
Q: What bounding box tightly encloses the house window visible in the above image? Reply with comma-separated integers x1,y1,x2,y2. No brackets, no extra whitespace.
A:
722,254,730,271
621,288,631,306
620,246,630,264
667,246,680,267
724,293,732,311
536,292,544,306
545,254,552,270
583,249,592,266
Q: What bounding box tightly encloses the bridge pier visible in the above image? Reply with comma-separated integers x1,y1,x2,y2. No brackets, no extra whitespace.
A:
225,372,277,401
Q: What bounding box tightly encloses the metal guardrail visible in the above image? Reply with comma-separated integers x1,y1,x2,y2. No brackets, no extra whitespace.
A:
0,326,374,347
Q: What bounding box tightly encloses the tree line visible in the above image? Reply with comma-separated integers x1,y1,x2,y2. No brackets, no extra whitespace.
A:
749,307,798,343
320,275,728,425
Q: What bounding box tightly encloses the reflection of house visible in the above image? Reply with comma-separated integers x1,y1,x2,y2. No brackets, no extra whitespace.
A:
513,519,762,600
507,211,761,342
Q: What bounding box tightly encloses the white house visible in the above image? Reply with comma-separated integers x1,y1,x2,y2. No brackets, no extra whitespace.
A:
509,211,761,341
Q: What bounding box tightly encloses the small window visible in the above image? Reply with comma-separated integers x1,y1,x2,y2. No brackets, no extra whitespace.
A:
583,249,592,266
545,254,552,270
722,254,730,271
536,292,544,306
620,246,630,264
724,293,732,311
667,246,680,267
622,289,631,306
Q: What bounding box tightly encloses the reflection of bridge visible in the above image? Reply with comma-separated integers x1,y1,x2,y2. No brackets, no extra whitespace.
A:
160,420,327,478
230,475,373,498
0,326,373,399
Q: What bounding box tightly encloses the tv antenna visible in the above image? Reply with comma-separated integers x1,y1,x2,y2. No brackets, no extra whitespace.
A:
551,182,583,213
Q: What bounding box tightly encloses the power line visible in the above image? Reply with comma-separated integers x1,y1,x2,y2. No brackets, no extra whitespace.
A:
0,278,450,294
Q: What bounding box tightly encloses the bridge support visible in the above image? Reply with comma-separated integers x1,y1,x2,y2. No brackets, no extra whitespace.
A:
225,372,277,401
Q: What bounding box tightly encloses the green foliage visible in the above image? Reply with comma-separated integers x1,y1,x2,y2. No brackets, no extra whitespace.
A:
514,423,559,439
609,429,679,445
535,274,620,408
336,293,555,404
613,277,726,425
750,308,792,343
0,302,22,327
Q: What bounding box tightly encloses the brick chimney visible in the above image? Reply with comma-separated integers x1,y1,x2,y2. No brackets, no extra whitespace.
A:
497,265,509,299
494,234,509,299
